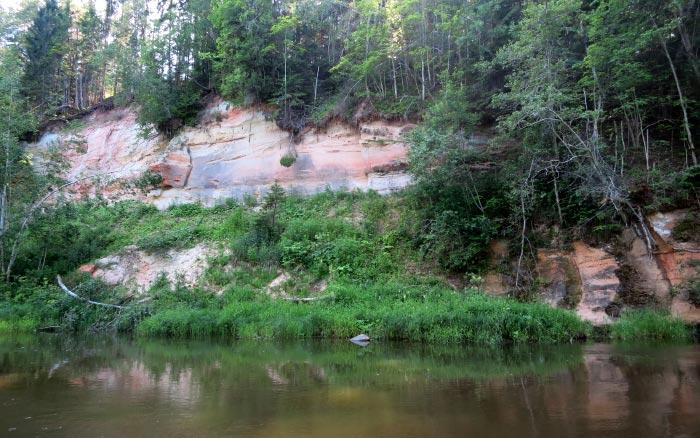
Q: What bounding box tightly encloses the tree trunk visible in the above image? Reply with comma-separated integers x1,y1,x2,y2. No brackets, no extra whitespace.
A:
661,38,697,165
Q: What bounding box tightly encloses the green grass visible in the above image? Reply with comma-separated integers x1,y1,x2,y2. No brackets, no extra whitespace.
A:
136,284,589,345
0,317,39,334
610,309,690,342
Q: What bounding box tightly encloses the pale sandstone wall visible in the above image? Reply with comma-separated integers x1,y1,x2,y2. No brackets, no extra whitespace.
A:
29,100,414,208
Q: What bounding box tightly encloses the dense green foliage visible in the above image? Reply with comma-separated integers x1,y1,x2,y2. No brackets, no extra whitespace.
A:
135,290,588,345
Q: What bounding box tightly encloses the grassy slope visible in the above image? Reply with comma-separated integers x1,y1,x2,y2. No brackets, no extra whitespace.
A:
0,189,689,343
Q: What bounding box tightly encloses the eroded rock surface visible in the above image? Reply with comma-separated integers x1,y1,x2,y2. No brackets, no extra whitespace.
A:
537,249,579,308
649,210,700,323
82,244,213,293
30,108,162,184
29,99,414,208
482,240,509,296
571,242,620,325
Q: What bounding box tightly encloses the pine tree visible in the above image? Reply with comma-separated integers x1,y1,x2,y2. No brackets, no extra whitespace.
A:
20,0,70,115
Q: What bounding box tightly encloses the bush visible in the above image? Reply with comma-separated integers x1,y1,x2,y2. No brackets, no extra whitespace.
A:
131,170,163,193
672,211,700,242
280,217,368,276
280,153,296,167
686,277,700,306
136,226,197,253
168,203,206,217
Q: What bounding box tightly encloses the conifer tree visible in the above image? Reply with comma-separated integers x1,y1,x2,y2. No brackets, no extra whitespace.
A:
20,0,70,115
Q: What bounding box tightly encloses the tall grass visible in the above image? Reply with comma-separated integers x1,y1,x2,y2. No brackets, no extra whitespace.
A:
136,285,590,345
610,309,689,342
0,317,39,334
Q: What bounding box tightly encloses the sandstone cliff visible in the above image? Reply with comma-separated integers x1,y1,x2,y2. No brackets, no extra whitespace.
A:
486,210,700,324
31,100,698,325
29,99,414,208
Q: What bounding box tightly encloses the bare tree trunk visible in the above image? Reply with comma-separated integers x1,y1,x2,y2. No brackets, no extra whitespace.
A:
553,173,563,224
4,171,122,282
643,128,651,172
57,275,127,309
313,65,320,103
391,58,398,98
514,189,527,290
661,38,697,165
420,58,425,101
515,161,535,290
675,3,700,82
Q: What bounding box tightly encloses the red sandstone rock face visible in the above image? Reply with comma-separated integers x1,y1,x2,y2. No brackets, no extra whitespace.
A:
649,210,700,323
482,240,509,296
78,263,97,274
571,242,620,326
487,241,621,325
530,215,699,324
621,228,672,304
537,249,578,307
148,150,192,188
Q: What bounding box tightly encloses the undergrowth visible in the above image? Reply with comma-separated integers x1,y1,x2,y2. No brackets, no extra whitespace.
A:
1,189,692,345
610,309,689,342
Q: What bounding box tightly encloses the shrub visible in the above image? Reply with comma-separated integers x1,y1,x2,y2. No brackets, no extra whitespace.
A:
672,211,700,242
168,203,205,217
136,226,196,253
280,153,296,167
280,217,363,276
686,277,700,306
131,170,163,193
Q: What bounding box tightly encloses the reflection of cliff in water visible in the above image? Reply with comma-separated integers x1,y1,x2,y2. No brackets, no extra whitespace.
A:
0,336,698,438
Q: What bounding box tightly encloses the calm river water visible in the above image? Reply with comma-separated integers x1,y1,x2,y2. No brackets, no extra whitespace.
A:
0,335,698,437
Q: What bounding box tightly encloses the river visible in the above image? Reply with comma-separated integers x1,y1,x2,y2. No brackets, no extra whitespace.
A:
1,335,698,437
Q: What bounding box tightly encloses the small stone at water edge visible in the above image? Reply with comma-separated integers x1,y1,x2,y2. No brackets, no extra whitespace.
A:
350,334,370,342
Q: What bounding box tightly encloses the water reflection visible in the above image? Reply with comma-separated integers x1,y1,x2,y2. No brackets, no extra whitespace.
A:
0,336,698,438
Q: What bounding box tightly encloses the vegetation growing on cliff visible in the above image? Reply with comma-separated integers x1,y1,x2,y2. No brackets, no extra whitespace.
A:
610,309,690,342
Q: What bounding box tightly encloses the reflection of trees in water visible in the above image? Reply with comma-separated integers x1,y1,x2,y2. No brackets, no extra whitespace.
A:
1,336,699,437
266,362,327,386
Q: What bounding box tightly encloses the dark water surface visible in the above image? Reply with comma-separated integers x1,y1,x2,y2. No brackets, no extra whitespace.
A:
1,336,698,438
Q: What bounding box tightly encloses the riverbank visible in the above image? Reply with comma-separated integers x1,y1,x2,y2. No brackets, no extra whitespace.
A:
2,294,691,344
0,190,695,344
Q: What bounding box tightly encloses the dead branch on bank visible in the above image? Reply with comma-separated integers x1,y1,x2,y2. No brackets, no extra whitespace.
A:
57,275,125,309
56,275,152,309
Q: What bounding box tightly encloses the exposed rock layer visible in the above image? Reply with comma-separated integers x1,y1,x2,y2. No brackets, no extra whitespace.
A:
29,101,698,323
86,244,213,294
29,100,413,208
485,210,699,325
